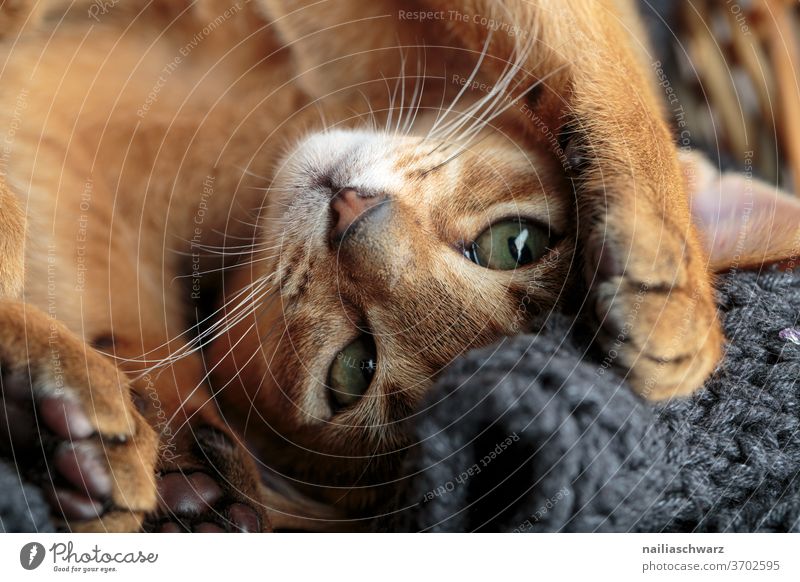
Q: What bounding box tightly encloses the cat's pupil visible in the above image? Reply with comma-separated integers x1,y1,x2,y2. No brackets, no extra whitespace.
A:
360,358,377,379
508,228,533,265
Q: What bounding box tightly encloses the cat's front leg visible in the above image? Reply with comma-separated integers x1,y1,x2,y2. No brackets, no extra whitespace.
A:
0,301,159,531
110,343,275,532
141,421,275,533
545,2,724,399
418,0,724,398
0,177,159,530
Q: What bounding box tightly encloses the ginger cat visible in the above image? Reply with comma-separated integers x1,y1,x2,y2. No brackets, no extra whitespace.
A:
0,0,798,532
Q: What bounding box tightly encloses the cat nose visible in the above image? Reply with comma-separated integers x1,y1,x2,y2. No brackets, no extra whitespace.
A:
329,188,386,243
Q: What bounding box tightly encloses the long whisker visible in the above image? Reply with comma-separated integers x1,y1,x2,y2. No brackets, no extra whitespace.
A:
241,326,287,437
428,29,494,137
459,37,575,146
168,288,284,436
420,132,492,177
402,47,427,135
173,253,280,279
357,90,378,131
111,274,273,371
433,34,522,143
163,320,259,434
460,62,569,146
394,43,407,135
140,283,276,372
451,38,537,144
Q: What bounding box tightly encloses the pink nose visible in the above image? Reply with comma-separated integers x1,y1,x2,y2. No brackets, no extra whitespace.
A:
329,188,384,242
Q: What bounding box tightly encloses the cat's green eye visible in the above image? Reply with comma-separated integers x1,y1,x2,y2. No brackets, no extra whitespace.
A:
327,335,377,410
467,219,549,270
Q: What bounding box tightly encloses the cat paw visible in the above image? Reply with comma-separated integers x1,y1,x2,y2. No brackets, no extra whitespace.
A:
585,209,723,400
145,427,271,533
0,302,158,531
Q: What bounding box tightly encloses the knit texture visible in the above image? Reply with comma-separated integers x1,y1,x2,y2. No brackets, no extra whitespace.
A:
0,461,54,533
380,269,800,531
2,269,798,531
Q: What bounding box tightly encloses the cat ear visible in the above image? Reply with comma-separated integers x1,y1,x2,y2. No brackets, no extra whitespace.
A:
681,150,800,271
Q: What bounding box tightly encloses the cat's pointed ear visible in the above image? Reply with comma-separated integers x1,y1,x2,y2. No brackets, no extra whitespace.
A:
681,150,800,271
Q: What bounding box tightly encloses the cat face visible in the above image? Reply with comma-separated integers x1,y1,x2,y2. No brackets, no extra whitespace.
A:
231,121,575,509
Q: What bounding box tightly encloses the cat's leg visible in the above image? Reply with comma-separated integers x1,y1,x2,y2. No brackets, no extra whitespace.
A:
0,180,159,530
416,0,723,399
0,180,25,298
50,222,276,533
2,170,264,533
0,305,160,531
117,340,276,534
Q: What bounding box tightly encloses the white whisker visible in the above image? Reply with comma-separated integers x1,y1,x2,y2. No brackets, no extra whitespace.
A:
402,48,426,135
428,30,494,138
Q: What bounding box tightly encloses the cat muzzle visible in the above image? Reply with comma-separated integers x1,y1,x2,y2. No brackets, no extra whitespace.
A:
329,188,388,245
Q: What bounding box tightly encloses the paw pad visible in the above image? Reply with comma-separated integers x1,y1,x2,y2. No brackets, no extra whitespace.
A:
150,471,262,533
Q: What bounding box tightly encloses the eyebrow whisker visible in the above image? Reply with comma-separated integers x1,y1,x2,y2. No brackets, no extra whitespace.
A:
420,132,492,177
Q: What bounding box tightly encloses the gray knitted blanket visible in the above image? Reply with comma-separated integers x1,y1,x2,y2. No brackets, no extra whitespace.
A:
2,269,799,532
380,269,800,532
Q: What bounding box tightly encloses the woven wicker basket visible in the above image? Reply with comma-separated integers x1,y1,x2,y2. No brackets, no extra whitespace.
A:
672,0,799,193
